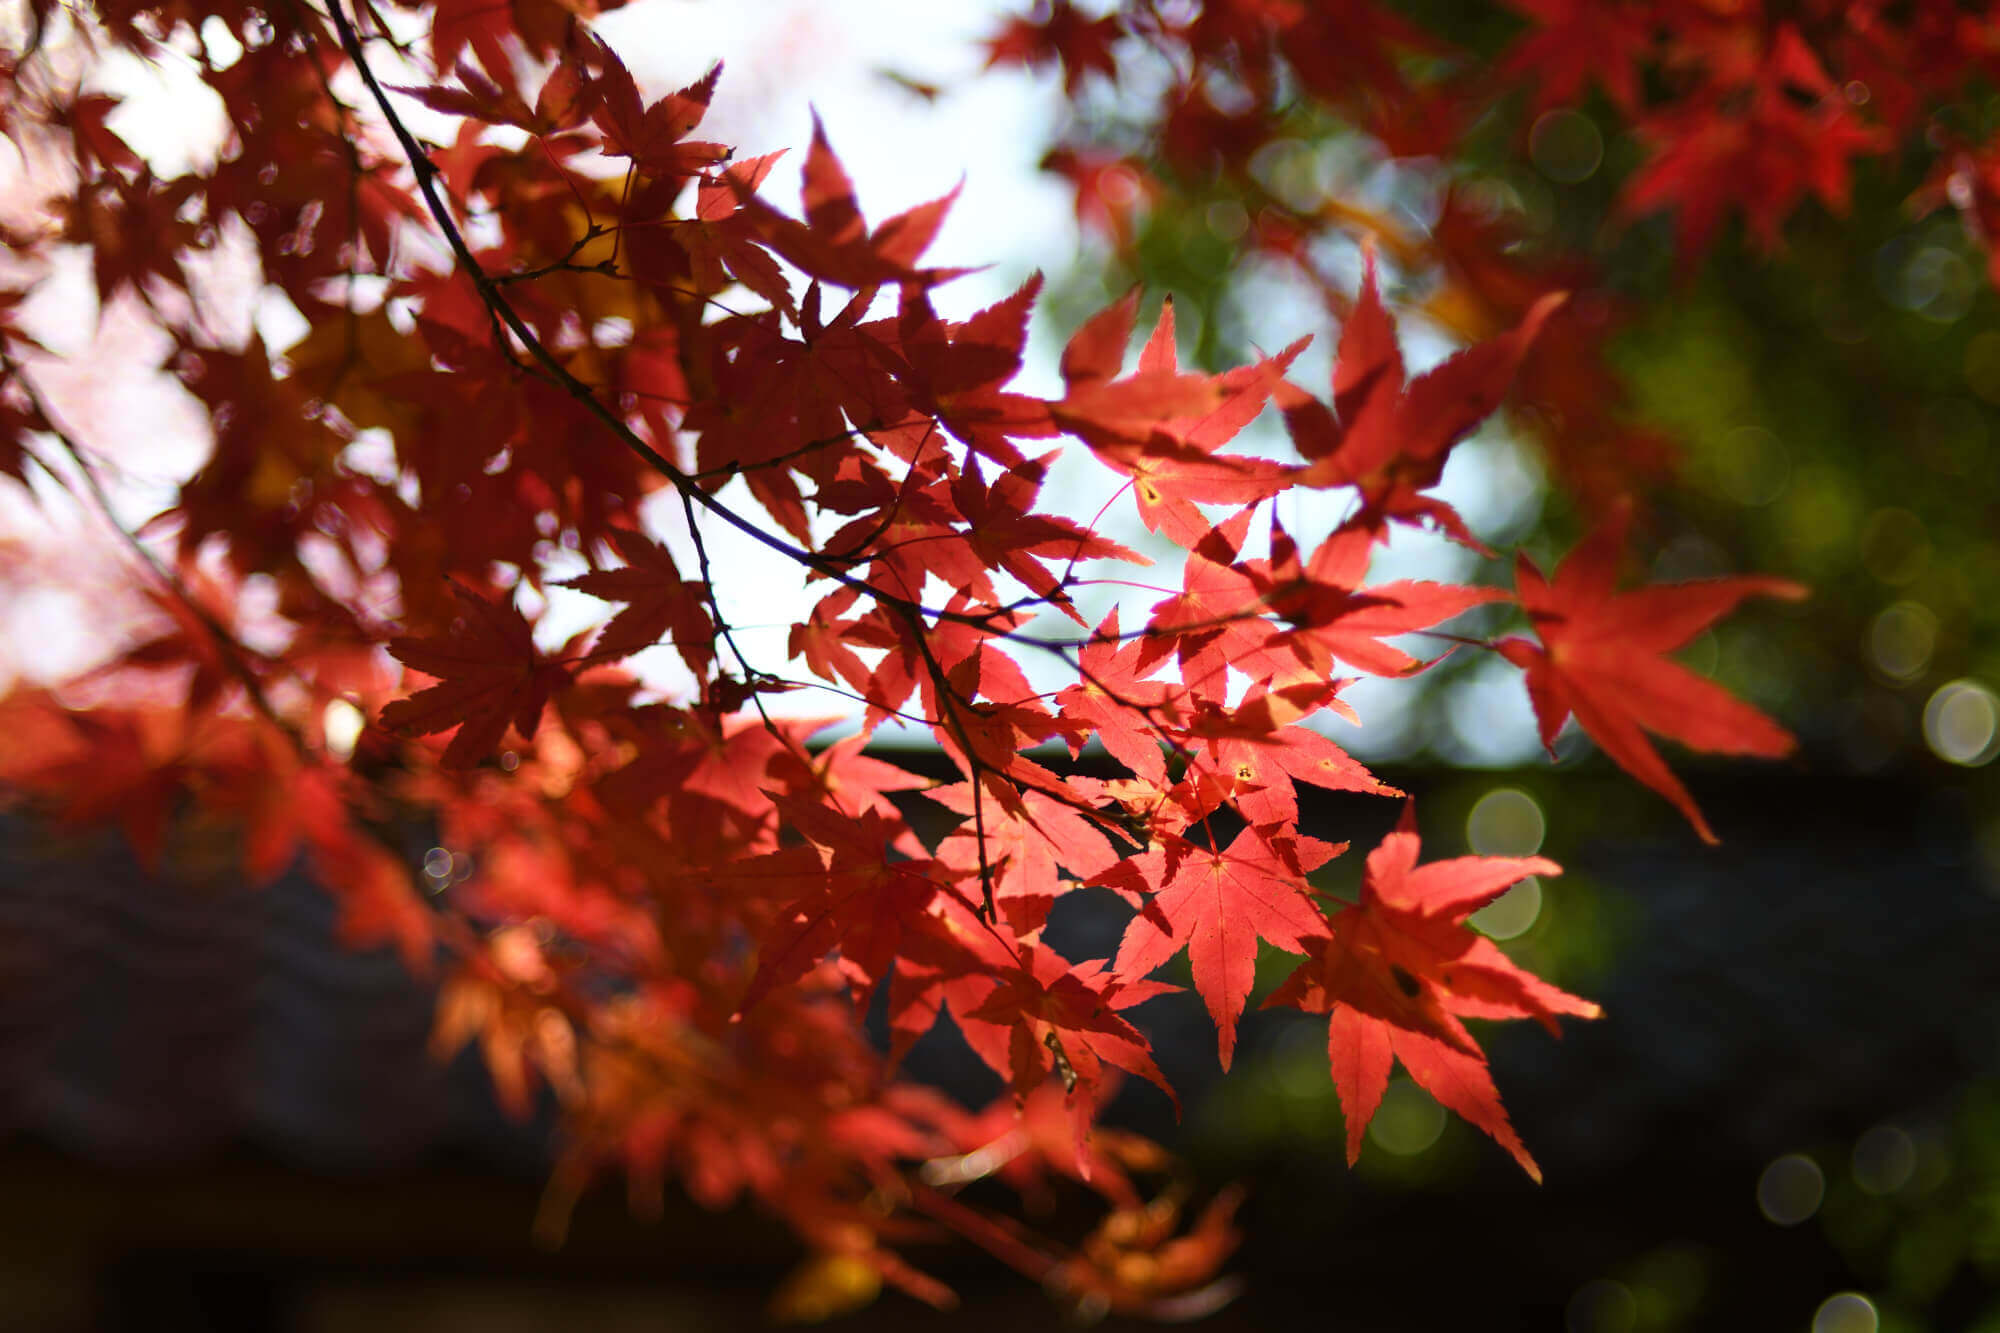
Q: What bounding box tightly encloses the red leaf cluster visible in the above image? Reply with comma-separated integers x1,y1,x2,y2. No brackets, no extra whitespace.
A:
0,0,1827,1314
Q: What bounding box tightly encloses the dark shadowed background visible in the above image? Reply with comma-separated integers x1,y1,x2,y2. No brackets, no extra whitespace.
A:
4,750,1994,1332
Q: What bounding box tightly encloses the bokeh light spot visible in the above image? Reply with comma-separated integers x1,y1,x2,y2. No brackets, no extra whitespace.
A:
1470,876,1543,940
1712,426,1790,506
1368,1079,1446,1156
1099,166,1141,206
1273,1023,1330,1102
1442,658,1547,766
322,698,364,760
1204,198,1248,241
1923,679,2000,766
1778,464,1857,566
1758,1153,1825,1225
1566,1279,1637,1333
1467,788,1546,856
1879,236,1975,321
1851,1125,1917,1195
1867,602,1937,682
1912,249,1975,322
1530,109,1603,183
1248,138,1320,210
1813,1292,1878,1333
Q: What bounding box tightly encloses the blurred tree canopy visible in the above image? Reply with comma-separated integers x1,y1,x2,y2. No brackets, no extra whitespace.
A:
1006,0,2000,794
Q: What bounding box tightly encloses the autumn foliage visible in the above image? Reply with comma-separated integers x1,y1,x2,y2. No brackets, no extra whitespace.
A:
17,0,1976,1317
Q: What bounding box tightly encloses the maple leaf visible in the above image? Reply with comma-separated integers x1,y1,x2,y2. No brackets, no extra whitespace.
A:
672,150,794,313
984,0,1123,97
428,0,629,72
937,1080,1153,1211
894,277,1059,466
764,730,932,846
1139,507,1273,693
678,291,906,541
1244,515,1508,681
559,526,716,678
1620,26,1889,264
583,44,732,178
1275,0,1449,150
388,46,580,136
1281,248,1562,549
1499,0,1654,115
1495,509,1806,844
1110,824,1344,1069
734,800,959,1014
69,169,205,310
0,695,188,869
380,584,570,769
1053,608,1183,786
1049,293,1306,547
788,588,878,699
734,114,970,290
1194,708,1397,827
962,942,1177,1127
309,813,436,971
953,451,1146,610
1113,297,1307,549
1051,301,1231,447
1107,435,1298,553
1265,807,1598,1179
930,779,1121,935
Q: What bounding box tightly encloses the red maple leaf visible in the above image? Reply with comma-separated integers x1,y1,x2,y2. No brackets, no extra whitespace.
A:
1109,824,1344,1069
1499,0,1655,115
1281,248,1561,549
1265,806,1598,1179
559,526,716,677
918,451,1145,620
787,588,877,700
1245,515,1508,680
380,584,570,769
895,277,1058,466
734,799,959,1013
931,779,1122,934
962,942,1177,1118
672,150,795,314
585,45,732,178
1052,291,1305,548
1050,354,1229,453
1495,509,1806,843
1053,607,1183,786
0,695,187,869
1276,0,1451,153
1620,25,1889,264
1139,507,1272,694
735,114,970,290
984,0,1123,96
1194,709,1396,827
